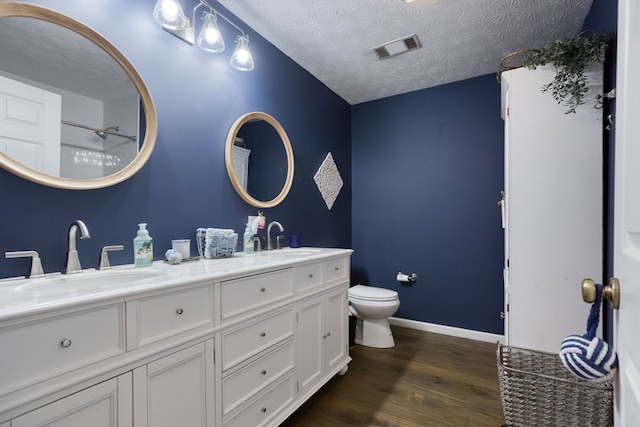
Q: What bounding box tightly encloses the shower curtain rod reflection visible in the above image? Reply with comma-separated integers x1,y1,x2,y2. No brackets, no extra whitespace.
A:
61,120,137,142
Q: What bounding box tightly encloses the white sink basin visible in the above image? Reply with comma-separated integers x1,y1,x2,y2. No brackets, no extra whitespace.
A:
12,268,166,293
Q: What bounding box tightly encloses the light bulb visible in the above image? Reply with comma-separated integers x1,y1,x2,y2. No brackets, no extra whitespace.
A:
161,0,179,21
235,48,250,63
205,27,220,43
197,12,225,53
153,0,187,31
230,36,254,71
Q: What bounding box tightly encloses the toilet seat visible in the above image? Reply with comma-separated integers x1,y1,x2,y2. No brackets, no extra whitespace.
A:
349,285,398,302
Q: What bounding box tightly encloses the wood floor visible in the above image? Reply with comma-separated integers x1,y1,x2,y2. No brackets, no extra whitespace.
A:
281,326,506,427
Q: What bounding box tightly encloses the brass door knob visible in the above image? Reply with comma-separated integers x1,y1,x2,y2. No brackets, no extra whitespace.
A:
582,278,620,309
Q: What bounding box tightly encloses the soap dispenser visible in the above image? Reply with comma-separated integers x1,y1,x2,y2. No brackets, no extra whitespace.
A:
243,222,254,254
134,223,153,267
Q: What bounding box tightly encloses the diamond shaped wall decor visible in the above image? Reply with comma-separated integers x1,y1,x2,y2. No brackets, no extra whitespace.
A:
313,152,343,210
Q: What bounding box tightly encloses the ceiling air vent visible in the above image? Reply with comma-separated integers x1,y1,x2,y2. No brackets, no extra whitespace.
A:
372,34,422,60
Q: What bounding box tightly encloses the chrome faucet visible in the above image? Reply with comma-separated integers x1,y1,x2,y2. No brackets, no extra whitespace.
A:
5,250,44,278
97,245,124,270
266,221,284,250
62,220,90,274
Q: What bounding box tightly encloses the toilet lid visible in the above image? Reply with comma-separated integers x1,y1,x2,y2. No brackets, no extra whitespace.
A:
349,285,398,301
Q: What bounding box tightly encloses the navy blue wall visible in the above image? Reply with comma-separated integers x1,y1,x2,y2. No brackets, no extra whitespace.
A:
0,0,351,279
349,0,618,337
351,75,505,334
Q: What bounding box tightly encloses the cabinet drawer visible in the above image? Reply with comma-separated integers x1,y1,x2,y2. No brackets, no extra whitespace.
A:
127,284,214,348
223,373,295,427
324,257,349,284
11,376,124,427
222,341,294,415
222,308,294,371
0,304,125,396
221,269,293,320
294,262,323,293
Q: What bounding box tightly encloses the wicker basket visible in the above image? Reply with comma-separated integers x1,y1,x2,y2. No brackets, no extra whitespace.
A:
196,229,238,259
497,344,613,427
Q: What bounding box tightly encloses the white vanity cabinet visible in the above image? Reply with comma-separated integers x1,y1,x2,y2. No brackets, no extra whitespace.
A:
0,248,352,427
11,373,132,427
133,340,215,427
296,284,349,398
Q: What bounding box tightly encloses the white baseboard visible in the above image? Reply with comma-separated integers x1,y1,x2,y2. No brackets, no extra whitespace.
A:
389,317,505,344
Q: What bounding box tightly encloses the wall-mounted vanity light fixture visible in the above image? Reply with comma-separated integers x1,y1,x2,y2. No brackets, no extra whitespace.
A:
153,0,254,71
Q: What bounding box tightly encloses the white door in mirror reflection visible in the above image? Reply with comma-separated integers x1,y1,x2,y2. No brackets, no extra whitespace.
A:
0,75,61,175
233,145,251,190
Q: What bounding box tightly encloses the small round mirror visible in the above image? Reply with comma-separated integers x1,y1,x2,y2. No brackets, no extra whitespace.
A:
225,112,294,208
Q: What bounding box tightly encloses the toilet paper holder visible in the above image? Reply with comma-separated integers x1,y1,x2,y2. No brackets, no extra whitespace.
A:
397,271,417,283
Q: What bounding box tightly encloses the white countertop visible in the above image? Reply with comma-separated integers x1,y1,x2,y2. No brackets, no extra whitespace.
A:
0,247,352,322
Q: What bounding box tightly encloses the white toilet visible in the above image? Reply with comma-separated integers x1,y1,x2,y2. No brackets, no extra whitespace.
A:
348,285,400,348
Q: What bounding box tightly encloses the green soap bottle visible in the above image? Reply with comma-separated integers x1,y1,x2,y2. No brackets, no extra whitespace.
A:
134,223,154,267
243,222,254,254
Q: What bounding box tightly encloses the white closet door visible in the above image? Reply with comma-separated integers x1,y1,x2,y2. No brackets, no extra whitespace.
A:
503,65,603,353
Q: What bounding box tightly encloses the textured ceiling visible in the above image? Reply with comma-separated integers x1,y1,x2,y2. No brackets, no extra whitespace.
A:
0,16,134,102
216,0,595,105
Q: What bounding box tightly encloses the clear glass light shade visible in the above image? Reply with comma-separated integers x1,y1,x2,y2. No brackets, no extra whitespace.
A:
197,13,225,53
230,36,254,71
153,0,188,31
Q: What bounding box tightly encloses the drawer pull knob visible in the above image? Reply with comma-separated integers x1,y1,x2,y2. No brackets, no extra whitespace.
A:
260,332,266,337
308,273,313,278
326,332,331,337
60,339,72,348
261,370,267,375
334,267,339,271
176,308,184,315
260,287,266,292
261,407,267,413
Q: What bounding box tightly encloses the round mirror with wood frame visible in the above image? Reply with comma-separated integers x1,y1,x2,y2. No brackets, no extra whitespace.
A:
0,2,157,190
225,112,294,208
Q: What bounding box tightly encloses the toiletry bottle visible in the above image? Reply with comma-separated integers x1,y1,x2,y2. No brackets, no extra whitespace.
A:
243,222,254,254
134,223,154,267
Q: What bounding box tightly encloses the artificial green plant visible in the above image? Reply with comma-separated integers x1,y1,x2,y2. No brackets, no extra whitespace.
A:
523,33,612,114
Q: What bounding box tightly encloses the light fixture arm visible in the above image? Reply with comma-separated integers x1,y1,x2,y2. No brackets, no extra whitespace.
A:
191,1,206,23
199,0,246,37
155,0,253,70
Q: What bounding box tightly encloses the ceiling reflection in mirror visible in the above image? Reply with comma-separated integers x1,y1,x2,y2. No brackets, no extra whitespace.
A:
0,3,157,189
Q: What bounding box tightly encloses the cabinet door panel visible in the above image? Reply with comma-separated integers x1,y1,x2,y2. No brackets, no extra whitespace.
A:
12,374,131,427
134,341,214,427
296,296,323,397
325,286,348,373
